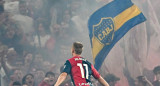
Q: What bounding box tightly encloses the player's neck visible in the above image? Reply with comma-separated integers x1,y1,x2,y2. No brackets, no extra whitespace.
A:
72,53,81,57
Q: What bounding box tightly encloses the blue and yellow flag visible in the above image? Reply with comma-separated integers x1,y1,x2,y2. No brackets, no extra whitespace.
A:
88,0,146,70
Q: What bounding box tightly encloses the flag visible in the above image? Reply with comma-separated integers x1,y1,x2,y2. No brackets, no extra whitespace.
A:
88,0,146,70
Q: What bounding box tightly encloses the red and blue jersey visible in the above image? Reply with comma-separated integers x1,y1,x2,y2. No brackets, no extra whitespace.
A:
63,56,100,86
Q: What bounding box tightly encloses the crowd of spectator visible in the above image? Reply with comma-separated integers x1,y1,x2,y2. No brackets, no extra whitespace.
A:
0,0,160,86
0,0,100,85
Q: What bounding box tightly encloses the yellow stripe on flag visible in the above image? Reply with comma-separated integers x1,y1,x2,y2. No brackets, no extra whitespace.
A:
114,5,141,31
92,36,104,61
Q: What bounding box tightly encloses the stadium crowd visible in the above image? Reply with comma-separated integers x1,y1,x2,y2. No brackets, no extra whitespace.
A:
0,0,100,85
0,0,160,86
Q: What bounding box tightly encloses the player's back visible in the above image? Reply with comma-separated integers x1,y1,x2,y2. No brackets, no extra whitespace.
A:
67,56,100,86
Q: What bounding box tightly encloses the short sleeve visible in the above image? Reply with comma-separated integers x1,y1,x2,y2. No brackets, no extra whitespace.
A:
63,60,71,74
91,65,100,79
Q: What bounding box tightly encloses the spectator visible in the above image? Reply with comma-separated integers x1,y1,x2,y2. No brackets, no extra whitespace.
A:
23,53,33,74
152,66,160,86
0,18,26,55
104,74,120,86
24,53,33,67
39,71,56,86
15,58,23,70
12,69,24,83
11,0,34,35
0,19,23,51
33,54,44,69
33,22,51,48
0,44,8,86
22,74,35,86
135,76,153,86
6,48,19,66
34,69,45,86
1,48,21,80
42,61,51,72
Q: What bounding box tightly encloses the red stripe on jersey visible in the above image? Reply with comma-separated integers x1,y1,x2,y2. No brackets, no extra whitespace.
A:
68,56,88,86
91,65,100,79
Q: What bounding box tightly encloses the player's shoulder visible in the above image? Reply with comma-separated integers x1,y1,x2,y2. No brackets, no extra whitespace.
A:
68,57,74,62
64,60,70,65
81,57,92,65
67,57,77,65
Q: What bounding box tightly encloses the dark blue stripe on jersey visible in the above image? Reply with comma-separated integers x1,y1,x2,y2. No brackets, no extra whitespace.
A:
63,60,76,86
82,59,93,85
70,74,75,86
63,60,71,74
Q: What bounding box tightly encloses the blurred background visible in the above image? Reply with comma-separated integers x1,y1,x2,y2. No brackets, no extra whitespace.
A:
0,0,160,86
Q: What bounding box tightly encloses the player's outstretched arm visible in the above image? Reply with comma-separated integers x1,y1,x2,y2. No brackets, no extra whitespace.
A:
97,76,110,86
54,72,67,86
